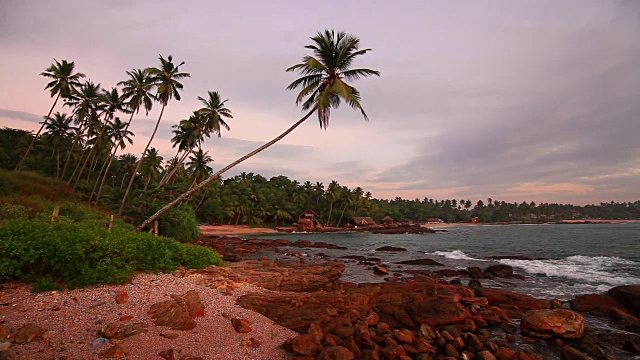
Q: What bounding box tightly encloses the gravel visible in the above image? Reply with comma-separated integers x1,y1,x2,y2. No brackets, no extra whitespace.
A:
0,272,297,359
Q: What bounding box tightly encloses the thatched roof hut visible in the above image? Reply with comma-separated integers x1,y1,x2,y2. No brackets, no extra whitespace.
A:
350,217,377,226
381,216,394,225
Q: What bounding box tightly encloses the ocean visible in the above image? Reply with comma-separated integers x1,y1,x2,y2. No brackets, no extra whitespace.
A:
257,223,640,301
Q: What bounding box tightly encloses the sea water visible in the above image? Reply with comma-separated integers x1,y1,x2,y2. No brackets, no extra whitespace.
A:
258,223,640,300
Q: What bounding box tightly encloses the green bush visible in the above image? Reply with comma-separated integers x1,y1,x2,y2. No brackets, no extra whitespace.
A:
31,276,63,293
0,211,221,288
0,203,31,221
157,205,201,243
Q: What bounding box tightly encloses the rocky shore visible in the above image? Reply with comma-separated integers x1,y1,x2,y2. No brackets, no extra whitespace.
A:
1,235,639,359
196,235,640,359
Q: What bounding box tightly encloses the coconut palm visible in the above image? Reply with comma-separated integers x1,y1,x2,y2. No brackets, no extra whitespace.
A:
61,80,102,180
17,60,85,170
156,113,206,188
186,148,213,188
43,112,75,178
135,29,379,231
140,147,164,190
118,56,190,215
93,117,134,205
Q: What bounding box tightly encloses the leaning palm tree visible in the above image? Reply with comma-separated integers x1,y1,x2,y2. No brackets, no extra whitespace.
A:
135,29,379,231
156,113,206,188
93,117,134,205
118,56,190,215
43,112,75,178
17,60,85,170
186,148,213,188
140,147,164,190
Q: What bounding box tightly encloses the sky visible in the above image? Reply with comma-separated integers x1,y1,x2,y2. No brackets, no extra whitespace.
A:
1,0,639,205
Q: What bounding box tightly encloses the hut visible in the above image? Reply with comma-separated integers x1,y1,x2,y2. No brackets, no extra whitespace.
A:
350,217,377,227
298,210,320,229
381,216,394,225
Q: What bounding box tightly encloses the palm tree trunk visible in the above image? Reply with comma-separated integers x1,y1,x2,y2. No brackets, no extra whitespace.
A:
90,151,111,201
94,152,115,205
157,147,192,189
337,203,347,227
73,119,110,190
56,149,60,179
120,173,127,190
16,93,60,170
326,201,334,227
135,107,317,231
119,103,166,216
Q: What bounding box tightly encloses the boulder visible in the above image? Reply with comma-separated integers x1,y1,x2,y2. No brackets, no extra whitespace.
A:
608,285,640,316
569,293,630,316
375,246,407,252
467,267,484,278
115,290,129,304
288,334,322,356
520,309,584,339
475,288,550,316
148,291,204,331
182,290,205,318
485,265,514,278
373,265,389,275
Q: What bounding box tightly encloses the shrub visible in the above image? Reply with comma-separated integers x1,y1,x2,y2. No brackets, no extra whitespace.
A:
0,203,31,221
31,276,63,293
157,205,201,243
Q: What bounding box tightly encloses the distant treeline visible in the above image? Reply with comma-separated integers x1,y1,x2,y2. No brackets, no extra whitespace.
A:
2,127,638,226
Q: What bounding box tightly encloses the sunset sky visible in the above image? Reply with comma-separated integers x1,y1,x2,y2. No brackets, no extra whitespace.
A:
1,0,638,205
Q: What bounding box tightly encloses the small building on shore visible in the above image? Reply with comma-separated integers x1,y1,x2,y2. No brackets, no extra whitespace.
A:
381,216,394,225
350,217,377,227
298,210,320,229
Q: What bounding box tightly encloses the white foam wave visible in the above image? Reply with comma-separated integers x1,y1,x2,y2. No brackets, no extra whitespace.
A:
431,250,488,261
499,256,640,287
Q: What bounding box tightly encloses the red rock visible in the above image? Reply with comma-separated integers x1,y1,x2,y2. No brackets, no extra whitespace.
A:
382,345,406,360
116,322,147,339
98,322,120,338
561,345,589,360
570,294,630,316
409,300,471,326
159,348,180,360
317,345,354,360
393,329,414,343
608,285,640,316
0,324,7,339
376,322,392,335
99,345,125,358
289,334,322,356
119,315,133,322
231,318,252,333
520,309,584,339
115,290,129,304
477,350,497,360
245,337,261,348
485,265,514,278
14,323,43,344
366,311,380,326
475,288,550,315
494,347,516,360
148,299,197,331
373,265,388,275
340,336,362,358
307,322,323,342
182,290,205,318
160,333,180,339
324,333,340,347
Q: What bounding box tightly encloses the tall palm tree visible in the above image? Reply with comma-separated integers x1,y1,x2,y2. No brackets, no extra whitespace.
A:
186,148,213,188
93,117,134,205
17,59,85,170
157,114,205,188
136,29,379,231
61,80,102,180
43,112,75,178
140,147,164,190
119,55,190,215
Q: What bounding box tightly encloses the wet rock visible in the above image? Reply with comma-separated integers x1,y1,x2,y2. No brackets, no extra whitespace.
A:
467,267,484,278
373,265,389,275
476,351,497,360
485,265,514,278
468,279,483,289
608,285,640,316
475,288,550,316
560,345,589,360
374,246,407,252
395,259,443,266
569,293,629,316
14,323,43,344
340,255,381,263
231,318,252,333
520,309,584,339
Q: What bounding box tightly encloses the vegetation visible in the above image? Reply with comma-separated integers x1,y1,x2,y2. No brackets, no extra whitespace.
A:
0,171,221,290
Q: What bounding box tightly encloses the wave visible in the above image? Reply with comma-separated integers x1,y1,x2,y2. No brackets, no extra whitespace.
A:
499,255,640,288
429,250,489,261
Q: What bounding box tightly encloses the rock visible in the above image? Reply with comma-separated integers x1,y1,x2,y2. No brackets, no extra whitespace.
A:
366,311,380,326
0,324,6,339
14,323,43,344
444,343,459,358
569,293,629,316
373,265,389,275
468,279,483,289
308,323,323,342
99,345,125,358
393,329,414,343
375,246,407,252
115,290,129,304
382,345,406,359
231,318,252,333
494,347,516,360
475,288,550,315
317,346,354,360
340,336,362,358
116,322,147,339
485,265,514,278
160,333,180,339
159,348,180,360
476,351,497,360
409,300,471,326
395,259,443,266
242,337,261,348
148,292,200,331
608,285,640,316
467,267,484,278
119,315,133,321
560,345,589,360
182,290,205,318
520,309,584,339
0,343,10,351
289,334,322,356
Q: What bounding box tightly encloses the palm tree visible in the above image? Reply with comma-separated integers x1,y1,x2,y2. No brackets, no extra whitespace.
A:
157,114,205,188
61,80,102,180
17,60,85,170
140,147,164,190
186,148,213,188
118,56,190,215
136,29,379,231
93,117,134,205
43,112,75,178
